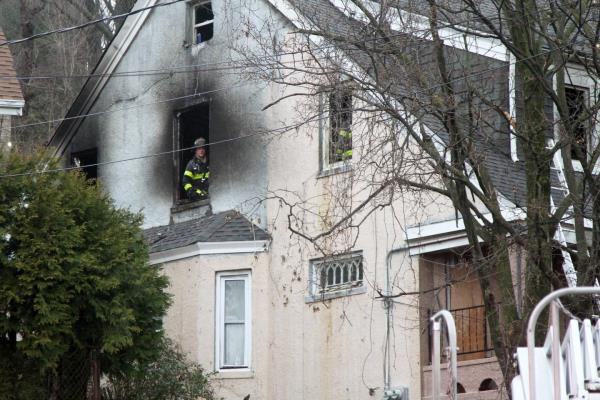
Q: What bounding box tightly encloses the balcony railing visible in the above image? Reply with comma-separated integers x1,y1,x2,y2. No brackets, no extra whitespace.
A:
428,304,494,360
451,304,493,356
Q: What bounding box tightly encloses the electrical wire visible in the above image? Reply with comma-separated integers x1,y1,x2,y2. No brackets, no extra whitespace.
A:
0,20,483,81
0,0,187,47
0,112,326,179
1,39,564,137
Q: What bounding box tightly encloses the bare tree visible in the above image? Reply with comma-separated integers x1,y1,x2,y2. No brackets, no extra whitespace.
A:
230,0,600,393
0,0,135,149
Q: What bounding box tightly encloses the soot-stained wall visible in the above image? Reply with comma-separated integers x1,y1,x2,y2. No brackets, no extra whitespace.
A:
68,0,288,228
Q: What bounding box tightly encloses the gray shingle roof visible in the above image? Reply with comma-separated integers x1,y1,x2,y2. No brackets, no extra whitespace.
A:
289,0,560,211
144,210,269,253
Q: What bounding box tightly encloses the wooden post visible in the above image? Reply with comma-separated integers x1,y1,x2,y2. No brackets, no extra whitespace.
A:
90,350,101,400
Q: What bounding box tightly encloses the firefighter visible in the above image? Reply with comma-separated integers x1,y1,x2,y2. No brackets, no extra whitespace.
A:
183,137,210,201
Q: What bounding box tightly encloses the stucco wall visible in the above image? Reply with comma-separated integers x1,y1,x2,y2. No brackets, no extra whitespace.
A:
162,251,271,399
69,0,288,228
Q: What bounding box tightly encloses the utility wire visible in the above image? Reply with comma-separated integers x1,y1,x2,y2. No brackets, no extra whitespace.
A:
1,39,564,136
0,22,479,81
0,114,324,179
0,0,187,47
1,84,244,134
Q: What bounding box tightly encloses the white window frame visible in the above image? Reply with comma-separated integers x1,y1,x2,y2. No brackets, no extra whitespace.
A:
320,88,354,175
191,1,214,45
555,66,600,172
215,271,251,371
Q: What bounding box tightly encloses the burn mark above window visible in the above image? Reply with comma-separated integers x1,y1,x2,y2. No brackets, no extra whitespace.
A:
193,2,214,44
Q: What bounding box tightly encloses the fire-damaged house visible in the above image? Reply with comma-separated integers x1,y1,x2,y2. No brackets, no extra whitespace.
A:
47,0,598,399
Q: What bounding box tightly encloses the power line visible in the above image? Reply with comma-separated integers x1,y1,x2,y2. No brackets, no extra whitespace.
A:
0,0,187,47
5,85,243,134
1,38,564,137
0,114,323,179
0,21,478,81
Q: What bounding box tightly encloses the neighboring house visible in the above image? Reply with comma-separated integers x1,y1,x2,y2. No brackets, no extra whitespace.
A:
0,28,24,149
47,1,588,399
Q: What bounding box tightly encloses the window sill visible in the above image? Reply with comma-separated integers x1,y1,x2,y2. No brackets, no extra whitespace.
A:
215,369,254,379
171,198,210,213
304,285,367,303
317,163,352,179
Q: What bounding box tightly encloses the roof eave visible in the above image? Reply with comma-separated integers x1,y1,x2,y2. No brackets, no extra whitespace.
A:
47,0,159,157
0,99,24,116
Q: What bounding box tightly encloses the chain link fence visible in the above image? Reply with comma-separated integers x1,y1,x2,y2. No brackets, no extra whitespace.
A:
46,349,101,400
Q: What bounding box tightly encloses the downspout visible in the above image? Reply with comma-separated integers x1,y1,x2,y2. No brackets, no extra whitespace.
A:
384,245,411,391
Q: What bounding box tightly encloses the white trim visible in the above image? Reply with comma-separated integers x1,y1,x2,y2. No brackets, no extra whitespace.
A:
329,0,508,61
0,99,25,116
50,0,158,156
509,52,518,161
215,271,252,371
148,240,269,264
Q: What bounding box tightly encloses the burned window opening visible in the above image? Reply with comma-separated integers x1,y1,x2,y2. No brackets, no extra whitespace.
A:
329,88,353,164
193,2,214,44
177,103,210,202
565,86,589,162
71,148,97,181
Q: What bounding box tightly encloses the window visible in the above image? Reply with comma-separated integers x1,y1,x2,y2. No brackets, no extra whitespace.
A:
175,103,209,202
216,271,251,370
328,88,353,164
565,86,589,162
309,252,364,299
71,148,97,181
193,2,214,44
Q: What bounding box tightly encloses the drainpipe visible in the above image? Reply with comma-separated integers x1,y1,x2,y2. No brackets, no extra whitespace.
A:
384,245,411,391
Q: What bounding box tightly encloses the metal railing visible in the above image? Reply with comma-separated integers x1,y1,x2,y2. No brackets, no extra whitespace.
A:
451,304,493,356
428,304,494,360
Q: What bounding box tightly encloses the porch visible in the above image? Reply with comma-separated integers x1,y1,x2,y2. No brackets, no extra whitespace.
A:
419,252,505,399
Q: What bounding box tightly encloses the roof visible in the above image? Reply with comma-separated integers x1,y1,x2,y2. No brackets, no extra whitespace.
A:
144,210,270,253
0,28,24,102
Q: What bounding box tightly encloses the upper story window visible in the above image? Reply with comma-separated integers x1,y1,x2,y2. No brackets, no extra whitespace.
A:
216,271,251,370
307,252,365,302
193,2,214,44
71,148,98,181
565,85,589,162
328,88,353,164
175,103,210,204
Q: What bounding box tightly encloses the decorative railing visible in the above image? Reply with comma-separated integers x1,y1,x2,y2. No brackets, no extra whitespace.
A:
428,304,494,359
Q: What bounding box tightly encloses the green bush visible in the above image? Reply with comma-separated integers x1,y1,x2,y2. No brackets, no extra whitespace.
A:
102,338,215,400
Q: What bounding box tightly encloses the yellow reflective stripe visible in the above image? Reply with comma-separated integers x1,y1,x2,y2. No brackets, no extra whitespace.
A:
205,171,210,178
191,173,206,180
184,183,192,191
195,189,208,195
338,129,352,138
184,170,194,178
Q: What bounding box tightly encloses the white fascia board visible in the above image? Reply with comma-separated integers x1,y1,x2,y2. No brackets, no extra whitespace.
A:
51,0,157,157
407,236,473,255
0,99,25,116
149,240,270,265
329,0,507,61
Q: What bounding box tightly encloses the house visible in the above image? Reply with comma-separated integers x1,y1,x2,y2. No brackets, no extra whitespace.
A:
0,28,24,149
47,0,592,399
